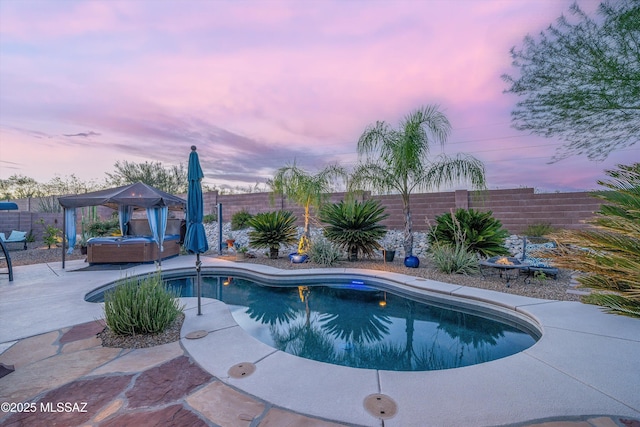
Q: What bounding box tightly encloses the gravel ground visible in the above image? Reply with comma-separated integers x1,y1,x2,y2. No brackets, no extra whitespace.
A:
4,242,86,266
99,313,185,349
230,251,582,302
4,243,581,301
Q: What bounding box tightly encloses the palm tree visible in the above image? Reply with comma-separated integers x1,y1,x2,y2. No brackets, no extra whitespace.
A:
551,163,640,317
268,162,346,251
351,105,487,256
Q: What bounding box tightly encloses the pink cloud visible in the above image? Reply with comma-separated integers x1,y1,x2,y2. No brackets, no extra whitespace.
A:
1,0,632,192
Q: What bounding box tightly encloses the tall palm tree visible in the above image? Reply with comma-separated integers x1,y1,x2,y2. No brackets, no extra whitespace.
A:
351,105,487,256
269,161,346,250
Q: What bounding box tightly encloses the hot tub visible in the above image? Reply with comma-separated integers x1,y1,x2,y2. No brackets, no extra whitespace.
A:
86,235,180,264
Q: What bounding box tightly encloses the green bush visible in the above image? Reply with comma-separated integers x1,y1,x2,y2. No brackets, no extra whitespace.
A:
430,242,479,275
523,223,555,237
320,199,388,261
37,219,61,249
231,209,253,230
247,211,298,259
428,209,509,257
88,217,120,236
308,237,342,266
104,271,184,336
203,213,217,224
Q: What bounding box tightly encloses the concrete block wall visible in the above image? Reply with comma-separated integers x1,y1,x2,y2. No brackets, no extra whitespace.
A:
0,212,63,242
2,188,603,241
204,191,362,228
465,188,602,234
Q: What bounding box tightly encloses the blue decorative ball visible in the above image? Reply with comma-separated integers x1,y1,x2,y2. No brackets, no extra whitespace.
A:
404,256,420,268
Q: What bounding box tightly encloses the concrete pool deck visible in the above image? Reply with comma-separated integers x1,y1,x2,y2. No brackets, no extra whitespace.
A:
1,255,639,426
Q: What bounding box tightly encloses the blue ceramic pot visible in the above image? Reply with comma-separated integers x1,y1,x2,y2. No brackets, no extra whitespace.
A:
290,254,308,264
404,255,420,268
288,252,298,261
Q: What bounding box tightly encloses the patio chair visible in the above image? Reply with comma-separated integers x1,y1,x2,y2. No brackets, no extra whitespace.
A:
0,230,28,250
520,237,559,280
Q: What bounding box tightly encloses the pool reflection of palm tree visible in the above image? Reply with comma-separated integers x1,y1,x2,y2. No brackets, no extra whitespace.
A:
319,297,391,344
437,311,505,347
270,319,338,364
244,284,299,326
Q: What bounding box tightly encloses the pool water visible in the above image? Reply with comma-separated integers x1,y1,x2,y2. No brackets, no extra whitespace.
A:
161,275,537,371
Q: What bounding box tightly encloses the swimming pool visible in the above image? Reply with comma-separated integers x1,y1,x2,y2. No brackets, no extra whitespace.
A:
87,272,539,371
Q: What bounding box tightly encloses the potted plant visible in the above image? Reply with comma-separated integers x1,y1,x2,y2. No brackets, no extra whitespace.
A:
247,211,297,259
290,253,308,263
236,246,248,261
78,232,92,255
382,247,396,262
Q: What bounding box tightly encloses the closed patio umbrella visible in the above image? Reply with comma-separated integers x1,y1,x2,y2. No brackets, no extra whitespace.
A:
183,145,209,315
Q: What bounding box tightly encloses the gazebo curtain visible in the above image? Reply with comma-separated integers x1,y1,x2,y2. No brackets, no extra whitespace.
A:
118,205,134,236
146,206,168,252
65,208,77,254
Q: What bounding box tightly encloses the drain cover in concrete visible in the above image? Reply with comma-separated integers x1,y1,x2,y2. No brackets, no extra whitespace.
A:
364,393,397,419
228,362,256,379
185,330,208,340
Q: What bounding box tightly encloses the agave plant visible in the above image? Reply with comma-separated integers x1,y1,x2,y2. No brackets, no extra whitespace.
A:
247,211,297,259
428,208,509,257
551,163,640,318
320,199,389,261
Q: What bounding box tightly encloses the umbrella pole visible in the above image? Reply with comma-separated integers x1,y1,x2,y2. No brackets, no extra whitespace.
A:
196,253,202,315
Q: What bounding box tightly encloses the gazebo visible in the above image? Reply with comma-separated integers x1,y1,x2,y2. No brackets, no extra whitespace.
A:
58,182,186,268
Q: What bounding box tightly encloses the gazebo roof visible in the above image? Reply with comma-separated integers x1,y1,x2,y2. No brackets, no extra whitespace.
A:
58,182,185,210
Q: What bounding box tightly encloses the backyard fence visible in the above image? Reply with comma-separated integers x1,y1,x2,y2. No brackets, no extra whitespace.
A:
1,187,602,242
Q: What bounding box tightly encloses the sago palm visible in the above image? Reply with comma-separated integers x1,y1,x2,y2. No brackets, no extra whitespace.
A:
350,105,486,256
429,209,509,257
551,163,640,317
320,199,388,261
247,211,298,259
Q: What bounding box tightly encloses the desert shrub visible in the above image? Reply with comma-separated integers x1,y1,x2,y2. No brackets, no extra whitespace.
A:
231,209,253,230
87,217,120,236
430,242,479,275
203,213,217,223
428,209,509,257
37,219,61,249
308,237,342,266
104,271,184,336
523,223,555,237
247,211,297,259
320,199,388,261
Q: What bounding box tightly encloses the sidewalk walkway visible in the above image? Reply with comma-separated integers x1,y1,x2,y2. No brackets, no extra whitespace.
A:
1,257,639,426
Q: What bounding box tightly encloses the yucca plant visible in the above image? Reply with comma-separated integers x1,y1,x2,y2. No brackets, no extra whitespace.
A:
308,237,342,266
104,271,184,336
247,211,297,259
430,242,479,275
428,208,509,257
320,199,389,261
551,163,640,318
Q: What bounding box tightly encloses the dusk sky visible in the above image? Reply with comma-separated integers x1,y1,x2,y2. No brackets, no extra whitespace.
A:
1,0,637,193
